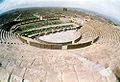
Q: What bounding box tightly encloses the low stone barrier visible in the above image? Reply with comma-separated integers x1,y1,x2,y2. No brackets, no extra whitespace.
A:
93,36,99,43
18,36,28,44
67,41,92,49
74,35,82,43
29,41,62,49
18,34,99,50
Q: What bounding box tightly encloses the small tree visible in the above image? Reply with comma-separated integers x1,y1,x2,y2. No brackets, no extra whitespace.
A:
63,8,67,11
0,63,2,67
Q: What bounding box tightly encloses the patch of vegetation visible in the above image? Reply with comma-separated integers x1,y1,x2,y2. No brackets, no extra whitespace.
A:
116,74,120,82
15,20,63,33
20,24,74,36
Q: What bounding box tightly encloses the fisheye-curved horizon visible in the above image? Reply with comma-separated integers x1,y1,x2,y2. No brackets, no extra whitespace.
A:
0,0,120,24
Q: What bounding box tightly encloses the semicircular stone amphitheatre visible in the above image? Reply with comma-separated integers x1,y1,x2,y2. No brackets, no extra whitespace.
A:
0,7,120,82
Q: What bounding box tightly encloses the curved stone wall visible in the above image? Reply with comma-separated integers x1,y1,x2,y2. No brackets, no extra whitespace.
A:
67,41,92,49
18,36,99,50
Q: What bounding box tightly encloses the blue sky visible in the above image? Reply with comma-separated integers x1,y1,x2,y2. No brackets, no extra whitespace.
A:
0,0,120,24
0,0,4,3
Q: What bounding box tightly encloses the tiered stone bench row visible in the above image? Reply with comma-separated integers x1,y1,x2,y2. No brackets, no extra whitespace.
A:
0,29,22,45
0,48,116,82
11,18,61,32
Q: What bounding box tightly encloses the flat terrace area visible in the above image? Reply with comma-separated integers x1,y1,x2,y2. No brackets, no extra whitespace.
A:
38,30,80,43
